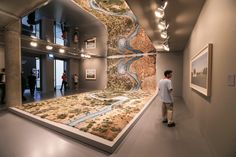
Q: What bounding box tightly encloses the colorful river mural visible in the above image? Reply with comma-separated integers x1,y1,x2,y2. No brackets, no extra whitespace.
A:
74,0,156,91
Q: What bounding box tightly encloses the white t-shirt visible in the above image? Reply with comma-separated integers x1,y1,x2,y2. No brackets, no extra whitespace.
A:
158,78,173,103
73,75,78,83
0,73,5,83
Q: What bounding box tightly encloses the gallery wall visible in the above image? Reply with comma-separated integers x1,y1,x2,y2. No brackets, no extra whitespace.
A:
182,0,236,156
79,24,108,57
79,58,107,90
0,46,5,70
156,52,183,97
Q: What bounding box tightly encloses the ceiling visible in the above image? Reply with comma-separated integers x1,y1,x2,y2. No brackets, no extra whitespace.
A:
0,0,48,28
125,0,205,52
1,0,206,53
37,0,103,27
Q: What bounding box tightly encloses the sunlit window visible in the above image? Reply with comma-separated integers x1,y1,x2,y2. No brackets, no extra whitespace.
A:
21,16,41,39
54,23,64,46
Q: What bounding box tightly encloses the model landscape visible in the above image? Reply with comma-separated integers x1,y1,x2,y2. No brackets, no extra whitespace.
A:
16,90,153,141
15,0,157,143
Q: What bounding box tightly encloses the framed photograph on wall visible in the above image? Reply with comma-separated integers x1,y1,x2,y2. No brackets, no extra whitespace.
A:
86,69,96,80
190,44,213,96
85,37,96,49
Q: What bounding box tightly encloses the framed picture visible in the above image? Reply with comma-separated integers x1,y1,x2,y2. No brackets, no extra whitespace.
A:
190,44,213,96
86,69,96,80
85,37,96,49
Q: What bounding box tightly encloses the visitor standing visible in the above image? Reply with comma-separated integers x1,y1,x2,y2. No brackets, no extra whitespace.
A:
22,71,27,101
158,70,175,127
0,68,6,104
28,71,36,96
73,74,79,90
60,71,68,91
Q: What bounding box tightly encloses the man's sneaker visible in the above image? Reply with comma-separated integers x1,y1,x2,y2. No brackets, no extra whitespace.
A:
162,119,168,123
167,122,176,127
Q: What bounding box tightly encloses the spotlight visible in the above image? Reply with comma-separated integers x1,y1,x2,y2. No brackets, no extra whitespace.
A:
81,54,85,57
87,55,91,58
59,48,65,53
163,44,170,51
30,41,38,47
46,45,53,50
161,31,168,39
158,21,166,30
155,8,164,18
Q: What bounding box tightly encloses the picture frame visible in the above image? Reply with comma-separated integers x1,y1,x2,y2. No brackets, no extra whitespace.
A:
85,37,96,49
190,44,213,96
86,69,96,80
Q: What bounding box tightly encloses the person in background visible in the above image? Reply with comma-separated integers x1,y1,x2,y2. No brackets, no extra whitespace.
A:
28,71,36,96
73,74,79,90
22,71,27,101
60,71,68,91
0,68,6,104
158,70,175,127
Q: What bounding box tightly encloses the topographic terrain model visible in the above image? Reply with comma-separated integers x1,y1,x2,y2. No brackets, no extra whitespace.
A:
15,0,157,142
16,90,153,141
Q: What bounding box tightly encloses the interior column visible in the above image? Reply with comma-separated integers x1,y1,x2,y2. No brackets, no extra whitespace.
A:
4,20,22,107
41,54,54,93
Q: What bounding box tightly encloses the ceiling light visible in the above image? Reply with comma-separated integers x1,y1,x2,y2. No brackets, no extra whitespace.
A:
30,41,38,47
161,31,168,39
87,55,91,58
59,48,65,53
158,21,166,30
81,54,85,57
46,45,53,50
163,44,170,51
155,8,164,18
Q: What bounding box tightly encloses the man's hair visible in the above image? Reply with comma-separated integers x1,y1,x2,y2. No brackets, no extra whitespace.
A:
164,70,172,77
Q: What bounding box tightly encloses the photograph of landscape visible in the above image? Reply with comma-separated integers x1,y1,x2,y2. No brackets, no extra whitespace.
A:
191,52,208,88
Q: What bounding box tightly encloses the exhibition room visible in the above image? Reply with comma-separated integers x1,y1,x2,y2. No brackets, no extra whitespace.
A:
0,0,235,157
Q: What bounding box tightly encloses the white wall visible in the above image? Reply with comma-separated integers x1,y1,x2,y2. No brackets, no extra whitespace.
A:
182,0,236,156
156,52,183,97
0,46,5,70
79,24,108,57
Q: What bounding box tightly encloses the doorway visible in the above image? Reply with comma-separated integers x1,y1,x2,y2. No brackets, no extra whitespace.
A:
22,55,41,91
54,59,67,90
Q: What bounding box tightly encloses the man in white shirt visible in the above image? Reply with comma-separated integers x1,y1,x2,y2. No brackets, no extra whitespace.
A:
158,70,175,127
0,68,6,104
73,74,79,90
